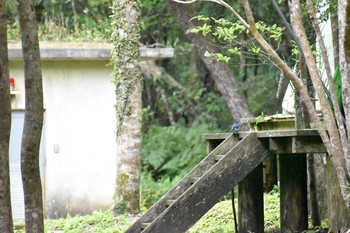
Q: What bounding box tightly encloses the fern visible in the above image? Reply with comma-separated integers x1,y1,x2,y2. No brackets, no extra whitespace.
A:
141,122,220,181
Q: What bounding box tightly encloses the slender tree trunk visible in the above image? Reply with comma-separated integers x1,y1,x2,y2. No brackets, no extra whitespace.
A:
0,0,14,231
330,5,339,67
167,0,252,120
339,0,350,143
111,0,142,214
113,81,142,214
17,0,45,232
160,89,176,125
70,0,79,31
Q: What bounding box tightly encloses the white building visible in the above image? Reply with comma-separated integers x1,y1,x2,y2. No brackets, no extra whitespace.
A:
8,44,174,220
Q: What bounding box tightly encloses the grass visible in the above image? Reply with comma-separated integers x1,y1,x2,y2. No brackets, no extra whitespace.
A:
189,188,281,233
14,189,283,233
14,188,328,233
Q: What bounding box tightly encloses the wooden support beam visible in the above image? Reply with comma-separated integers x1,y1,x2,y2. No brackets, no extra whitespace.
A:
292,136,326,153
280,154,308,232
269,136,326,154
125,134,239,233
141,133,270,233
238,163,264,233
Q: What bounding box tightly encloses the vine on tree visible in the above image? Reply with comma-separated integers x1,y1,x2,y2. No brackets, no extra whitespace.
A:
110,0,142,135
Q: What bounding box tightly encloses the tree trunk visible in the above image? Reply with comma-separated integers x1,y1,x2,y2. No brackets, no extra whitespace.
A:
0,0,14,231
331,5,339,67
166,0,253,120
339,0,350,145
17,0,45,232
111,0,142,214
113,81,142,214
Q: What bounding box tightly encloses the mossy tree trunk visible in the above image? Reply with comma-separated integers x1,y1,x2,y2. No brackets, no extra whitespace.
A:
17,0,45,232
111,0,142,214
0,0,14,232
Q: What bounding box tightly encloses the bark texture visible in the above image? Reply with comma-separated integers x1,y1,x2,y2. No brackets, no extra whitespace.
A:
289,0,350,211
166,0,253,120
112,0,142,214
0,0,14,231
339,0,350,152
17,0,45,232
113,81,142,214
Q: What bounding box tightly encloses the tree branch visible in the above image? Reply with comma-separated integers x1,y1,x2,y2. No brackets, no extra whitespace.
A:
306,0,350,169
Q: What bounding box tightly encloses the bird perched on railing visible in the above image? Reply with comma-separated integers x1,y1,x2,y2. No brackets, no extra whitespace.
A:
231,120,239,133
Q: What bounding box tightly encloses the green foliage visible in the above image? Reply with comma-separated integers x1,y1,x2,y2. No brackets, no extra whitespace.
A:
187,23,212,37
140,0,182,45
141,122,220,181
110,0,142,135
189,187,282,233
188,200,235,233
204,51,231,63
242,69,281,115
264,186,281,232
187,15,285,63
333,65,343,113
16,187,326,232
141,173,180,210
43,211,131,233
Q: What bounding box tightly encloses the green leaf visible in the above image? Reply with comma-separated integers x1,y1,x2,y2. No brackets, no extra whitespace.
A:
250,47,261,54
228,47,241,55
204,50,214,57
255,112,265,125
215,53,230,63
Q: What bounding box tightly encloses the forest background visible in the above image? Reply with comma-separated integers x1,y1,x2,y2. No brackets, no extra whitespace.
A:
6,0,292,222
5,0,291,207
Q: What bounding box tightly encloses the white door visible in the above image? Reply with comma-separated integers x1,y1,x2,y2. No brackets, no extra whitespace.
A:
9,111,25,221
9,111,45,222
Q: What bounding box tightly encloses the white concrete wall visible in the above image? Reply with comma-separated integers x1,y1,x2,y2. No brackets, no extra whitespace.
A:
9,59,116,218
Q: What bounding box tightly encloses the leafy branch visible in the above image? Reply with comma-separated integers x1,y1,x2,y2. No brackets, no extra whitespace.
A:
185,10,285,64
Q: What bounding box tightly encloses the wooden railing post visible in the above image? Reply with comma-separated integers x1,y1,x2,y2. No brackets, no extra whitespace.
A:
280,154,308,232
238,163,264,233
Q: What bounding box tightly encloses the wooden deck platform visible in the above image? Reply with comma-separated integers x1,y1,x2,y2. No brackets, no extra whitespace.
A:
202,124,324,232
203,129,326,154
126,115,326,233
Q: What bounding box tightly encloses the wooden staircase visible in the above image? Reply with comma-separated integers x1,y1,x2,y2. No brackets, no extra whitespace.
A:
125,133,270,233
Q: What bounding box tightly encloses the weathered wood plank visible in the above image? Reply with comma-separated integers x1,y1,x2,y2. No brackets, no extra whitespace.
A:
142,133,270,233
269,136,326,154
292,136,326,153
280,154,308,232
125,134,240,233
269,137,292,153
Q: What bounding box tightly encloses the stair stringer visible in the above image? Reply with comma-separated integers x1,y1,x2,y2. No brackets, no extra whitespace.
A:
125,133,240,233
142,133,269,233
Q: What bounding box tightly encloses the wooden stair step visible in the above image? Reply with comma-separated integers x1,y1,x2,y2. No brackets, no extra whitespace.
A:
166,199,176,207
189,177,200,185
124,133,241,233
138,133,269,233
214,154,225,161
140,223,151,230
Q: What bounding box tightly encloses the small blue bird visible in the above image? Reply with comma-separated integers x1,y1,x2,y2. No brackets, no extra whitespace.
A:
231,120,239,133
